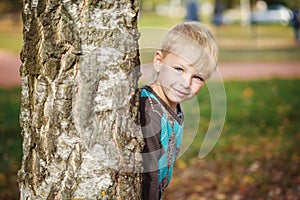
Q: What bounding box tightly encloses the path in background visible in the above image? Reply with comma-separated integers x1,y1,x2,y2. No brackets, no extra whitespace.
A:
0,51,21,87
1,50,300,87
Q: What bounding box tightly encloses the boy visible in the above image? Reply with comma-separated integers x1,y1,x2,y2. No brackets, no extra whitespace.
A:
139,22,219,200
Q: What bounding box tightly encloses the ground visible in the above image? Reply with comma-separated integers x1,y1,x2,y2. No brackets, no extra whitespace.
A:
0,51,21,87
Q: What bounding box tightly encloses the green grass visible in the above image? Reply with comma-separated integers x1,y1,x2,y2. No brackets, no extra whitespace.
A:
0,33,22,53
181,79,300,161
219,47,300,62
138,12,182,28
213,24,294,39
0,87,22,199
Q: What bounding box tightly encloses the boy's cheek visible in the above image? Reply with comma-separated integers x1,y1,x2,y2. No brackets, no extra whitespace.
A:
193,83,205,95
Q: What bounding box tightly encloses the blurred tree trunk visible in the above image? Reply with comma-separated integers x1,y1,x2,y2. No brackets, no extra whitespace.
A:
18,0,143,199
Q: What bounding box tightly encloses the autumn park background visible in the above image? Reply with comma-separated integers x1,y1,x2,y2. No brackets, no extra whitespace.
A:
1,0,300,199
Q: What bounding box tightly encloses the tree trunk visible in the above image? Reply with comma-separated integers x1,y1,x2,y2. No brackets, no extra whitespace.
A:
18,0,142,199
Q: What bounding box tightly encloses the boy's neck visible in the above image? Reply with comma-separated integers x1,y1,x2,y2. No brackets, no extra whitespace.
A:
150,84,178,112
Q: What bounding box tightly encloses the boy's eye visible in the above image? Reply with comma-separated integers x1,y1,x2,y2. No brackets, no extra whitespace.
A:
174,67,184,72
194,76,205,82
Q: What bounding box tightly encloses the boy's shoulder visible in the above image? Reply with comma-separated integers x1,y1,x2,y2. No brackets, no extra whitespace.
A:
140,85,159,102
139,85,162,113
139,85,184,124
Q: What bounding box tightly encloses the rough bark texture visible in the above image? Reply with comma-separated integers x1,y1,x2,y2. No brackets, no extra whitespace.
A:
18,0,143,199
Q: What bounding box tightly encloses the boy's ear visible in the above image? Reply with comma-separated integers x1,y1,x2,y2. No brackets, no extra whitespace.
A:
153,50,163,72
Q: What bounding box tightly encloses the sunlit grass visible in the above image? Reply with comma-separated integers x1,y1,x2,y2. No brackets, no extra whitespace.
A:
213,24,294,39
220,47,300,62
138,12,182,28
0,33,22,53
181,79,300,162
0,16,22,53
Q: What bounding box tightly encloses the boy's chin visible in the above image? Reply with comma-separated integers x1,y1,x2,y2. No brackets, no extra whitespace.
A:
169,95,192,105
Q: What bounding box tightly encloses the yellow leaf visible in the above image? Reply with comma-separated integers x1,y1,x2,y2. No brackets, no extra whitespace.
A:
242,87,254,98
242,175,255,184
176,159,187,169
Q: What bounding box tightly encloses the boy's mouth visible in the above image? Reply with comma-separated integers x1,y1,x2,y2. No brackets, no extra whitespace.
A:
173,88,189,97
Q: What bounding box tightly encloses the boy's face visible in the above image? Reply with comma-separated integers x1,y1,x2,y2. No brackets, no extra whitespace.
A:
152,51,205,110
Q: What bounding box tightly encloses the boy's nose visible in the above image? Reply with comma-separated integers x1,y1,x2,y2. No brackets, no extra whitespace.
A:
181,74,191,88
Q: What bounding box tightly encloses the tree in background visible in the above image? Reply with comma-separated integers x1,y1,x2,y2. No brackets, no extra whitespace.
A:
18,0,143,199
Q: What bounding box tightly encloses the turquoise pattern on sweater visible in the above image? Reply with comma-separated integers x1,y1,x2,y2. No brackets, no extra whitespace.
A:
140,88,184,187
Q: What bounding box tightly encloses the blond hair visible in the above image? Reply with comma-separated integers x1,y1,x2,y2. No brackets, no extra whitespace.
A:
151,22,219,82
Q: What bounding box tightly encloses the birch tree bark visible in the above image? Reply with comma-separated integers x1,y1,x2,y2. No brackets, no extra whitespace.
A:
18,0,143,199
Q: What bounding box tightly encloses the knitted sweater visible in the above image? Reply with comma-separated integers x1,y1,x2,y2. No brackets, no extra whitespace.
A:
139,86,184,200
